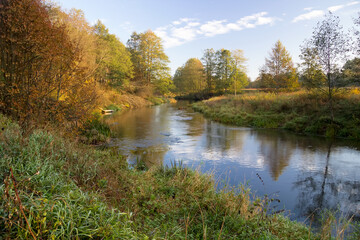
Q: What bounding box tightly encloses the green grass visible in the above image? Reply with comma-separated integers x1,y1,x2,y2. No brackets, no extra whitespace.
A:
0,115,142,239
1,113,358,239
193,90,360,140
147,96,168,105
80,112,111,144
105,103,122,112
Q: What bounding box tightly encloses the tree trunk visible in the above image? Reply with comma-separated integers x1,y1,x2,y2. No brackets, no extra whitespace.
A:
327,73,334,122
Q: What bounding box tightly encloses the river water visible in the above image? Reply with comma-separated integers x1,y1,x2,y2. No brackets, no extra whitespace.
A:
105,101,360,223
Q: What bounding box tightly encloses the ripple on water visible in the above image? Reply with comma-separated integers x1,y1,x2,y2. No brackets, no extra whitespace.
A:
105,102,360,224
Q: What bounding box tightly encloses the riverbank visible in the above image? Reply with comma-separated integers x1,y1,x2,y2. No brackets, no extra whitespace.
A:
95,85,175,113
80,85,175,144
192,90,360,140
2,113,352,239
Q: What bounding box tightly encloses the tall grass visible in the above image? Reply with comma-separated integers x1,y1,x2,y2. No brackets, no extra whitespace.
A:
2,113,358,239
193,90,360,139
0,115,142,239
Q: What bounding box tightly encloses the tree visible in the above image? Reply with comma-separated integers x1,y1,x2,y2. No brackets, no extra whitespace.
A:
94,20,133,86
215,49,232,92
354,13,360,55
266,40,293,76
229,49,248,95
342,58,360,85
173,58,206,94
127,30,170,85
152,66,174,95
202,48,216,93
0,0,97,126
261,40,299,90
302,12,349,121
299,44,326,89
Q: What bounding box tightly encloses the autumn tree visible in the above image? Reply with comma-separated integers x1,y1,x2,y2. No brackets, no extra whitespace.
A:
229,49,248,95
255,71,273,88
299,44,326,89
173,67,184,91
342,58,360,85
127,30,172,94
0,0,97,126
94,20,133,86
47,7,99,122
302,12,349,120
180,48,249,95
260,40,299,90
127,31,170,83
202,48,217,93
173,58,206,94
215,49,232,92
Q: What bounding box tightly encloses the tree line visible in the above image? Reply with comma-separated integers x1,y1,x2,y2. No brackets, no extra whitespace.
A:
175,12,360,99
2,0,360,126
253,12,359,93
173,49,249,96
0,0,173,127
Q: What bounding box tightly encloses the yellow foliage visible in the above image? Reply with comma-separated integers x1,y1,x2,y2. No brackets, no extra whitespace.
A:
349,87,360,95
94,84,151,112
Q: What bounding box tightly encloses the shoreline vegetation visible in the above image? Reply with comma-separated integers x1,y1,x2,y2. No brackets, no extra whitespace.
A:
192,90,360,140
2,113,359,239
1,0,360,238
80,85,175,145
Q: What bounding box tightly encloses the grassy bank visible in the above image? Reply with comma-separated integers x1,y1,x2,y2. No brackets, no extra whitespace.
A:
80,85,175,144
3,114,353,239
96,84,176,112
193,90,360,140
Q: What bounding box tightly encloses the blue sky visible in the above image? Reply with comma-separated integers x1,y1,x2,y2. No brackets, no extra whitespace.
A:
55,0,360,80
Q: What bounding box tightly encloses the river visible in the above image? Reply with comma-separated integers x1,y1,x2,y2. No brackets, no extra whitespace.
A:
104,101,360,224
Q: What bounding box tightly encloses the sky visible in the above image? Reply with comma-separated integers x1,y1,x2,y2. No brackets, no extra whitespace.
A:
55,0,360,81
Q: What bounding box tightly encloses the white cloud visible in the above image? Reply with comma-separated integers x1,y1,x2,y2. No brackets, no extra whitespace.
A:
199,20,230,36
172,26,197,40
292,10,324,23
294,1,360,23
226,23,242,31
154,12,278,48
256,16,275,25
347,1,360,6
187,22,201,27
328,5,345,12
172,18,195,26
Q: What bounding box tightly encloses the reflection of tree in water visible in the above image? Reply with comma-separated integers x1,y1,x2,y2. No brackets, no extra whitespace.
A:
203,121,245,154
293,142,360,222
130,145,168,168
252,130,360,181
183,113,205,137
253,130,294,181
105,105,170,139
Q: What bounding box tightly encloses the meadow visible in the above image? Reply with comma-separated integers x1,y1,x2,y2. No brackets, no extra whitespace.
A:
193,89,360,139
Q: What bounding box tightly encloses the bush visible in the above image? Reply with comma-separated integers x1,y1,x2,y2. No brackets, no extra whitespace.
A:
80,113,111,144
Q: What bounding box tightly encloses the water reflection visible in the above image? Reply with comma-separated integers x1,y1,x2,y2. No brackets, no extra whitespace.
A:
254,131,293,180
294,142,360,221
105,102,360,222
